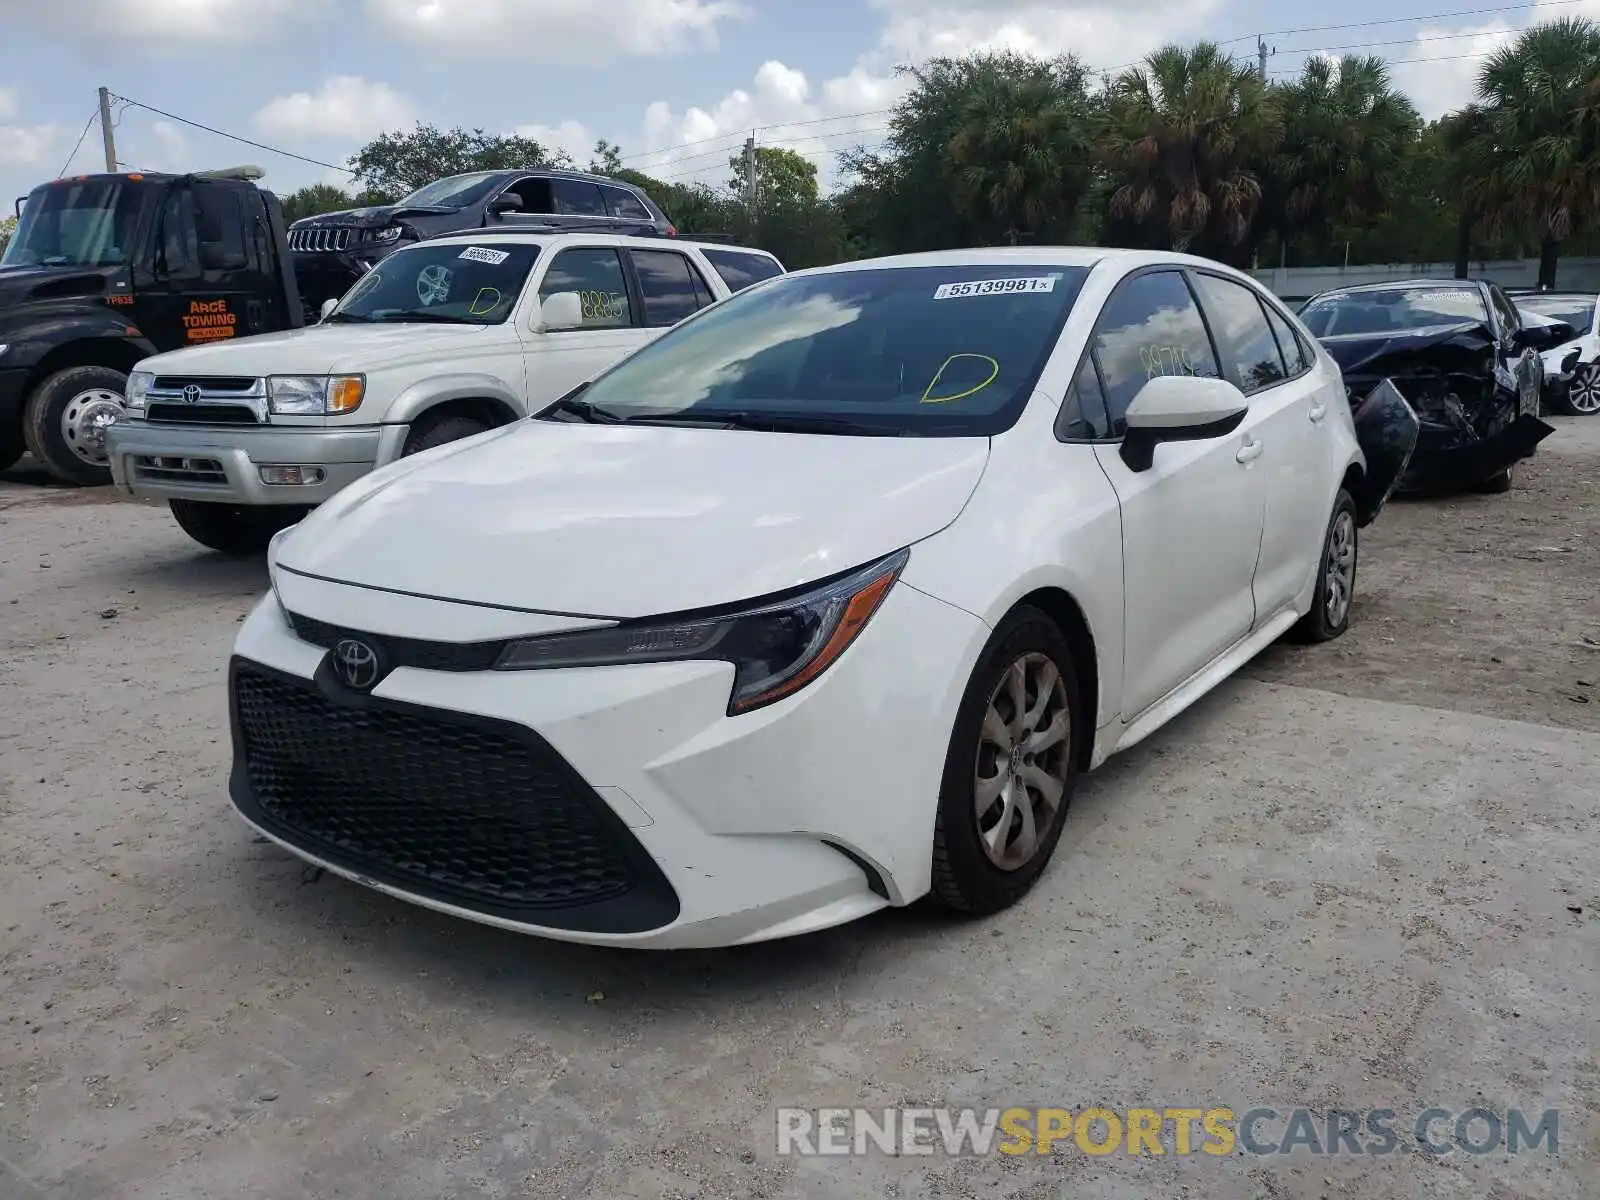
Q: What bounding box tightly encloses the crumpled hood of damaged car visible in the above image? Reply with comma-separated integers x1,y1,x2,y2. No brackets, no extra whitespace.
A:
1319,321,1497,379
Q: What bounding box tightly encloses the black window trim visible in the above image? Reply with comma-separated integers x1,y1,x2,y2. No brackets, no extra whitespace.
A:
1054,345,1113,444
1066,264,1227,446
1185,267,1307,399
622,246,715,328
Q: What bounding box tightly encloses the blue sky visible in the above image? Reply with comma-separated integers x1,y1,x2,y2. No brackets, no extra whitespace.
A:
0,0,1587,210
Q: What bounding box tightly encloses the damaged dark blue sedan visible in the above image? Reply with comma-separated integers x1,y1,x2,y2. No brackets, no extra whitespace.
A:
1299,278,1573,494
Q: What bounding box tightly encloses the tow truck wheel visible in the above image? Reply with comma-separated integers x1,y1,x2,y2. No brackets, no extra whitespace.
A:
21,366,127,486
169,500,306,556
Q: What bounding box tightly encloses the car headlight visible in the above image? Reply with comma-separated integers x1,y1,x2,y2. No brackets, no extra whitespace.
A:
267,375,365,415
124,369,153,412
495,548,910,715
370,225,403,243
0,343,9,359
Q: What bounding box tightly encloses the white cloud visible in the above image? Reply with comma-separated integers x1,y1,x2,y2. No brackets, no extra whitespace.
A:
1386,22,1518,118
255,76,416,144
0,0,305,45
0,86,17,120
0,122,57,169
365,0,746,64
148,120,190,169
513,120,593,164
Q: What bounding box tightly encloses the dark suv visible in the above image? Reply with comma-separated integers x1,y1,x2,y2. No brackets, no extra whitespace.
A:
288,168,674,316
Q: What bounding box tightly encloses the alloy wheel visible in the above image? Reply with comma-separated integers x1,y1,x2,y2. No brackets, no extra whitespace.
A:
1570,364,1600,415
974,652,1071,871
1325,509,1356,628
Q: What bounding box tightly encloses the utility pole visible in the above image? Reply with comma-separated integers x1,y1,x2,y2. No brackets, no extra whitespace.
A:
742,134,757,211
1256,37,1275,81
97,86,117,172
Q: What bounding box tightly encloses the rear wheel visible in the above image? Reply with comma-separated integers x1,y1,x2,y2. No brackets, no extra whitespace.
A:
929,606,1081,915
169,500,305,556
1559,363,1600,415
401,412,490,457
21,365,128,486
1475,466,1514,494
1290,489,1357,644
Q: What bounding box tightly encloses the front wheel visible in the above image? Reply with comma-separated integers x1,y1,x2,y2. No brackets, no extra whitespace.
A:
21,365,128,486
1560,363,1600,415
928,606,1081,915
169,500,306,556
1290,489,1357,644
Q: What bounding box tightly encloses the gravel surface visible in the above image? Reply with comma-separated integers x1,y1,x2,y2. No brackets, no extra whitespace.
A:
1,423,1596,1199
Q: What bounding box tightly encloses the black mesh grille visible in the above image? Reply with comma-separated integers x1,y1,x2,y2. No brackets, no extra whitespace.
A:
285,611,507,672
147,403,260,425
228,660,679,932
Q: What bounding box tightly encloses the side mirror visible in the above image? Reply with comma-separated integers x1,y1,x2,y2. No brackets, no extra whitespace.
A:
488,195,523,215
1119,375,1249,472
319,298,339,322
533,291,584,332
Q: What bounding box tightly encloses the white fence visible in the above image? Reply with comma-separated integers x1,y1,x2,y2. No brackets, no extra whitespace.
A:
1251,256,1600,300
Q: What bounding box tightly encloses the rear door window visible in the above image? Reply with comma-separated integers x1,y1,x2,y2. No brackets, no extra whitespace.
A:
629,249,713,327
550,179,608,217
700,247,784,292
1190,272,1288,394
605,186,655,221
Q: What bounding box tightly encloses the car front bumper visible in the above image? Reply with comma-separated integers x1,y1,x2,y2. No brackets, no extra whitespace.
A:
226,570,991,948
105,420,407,505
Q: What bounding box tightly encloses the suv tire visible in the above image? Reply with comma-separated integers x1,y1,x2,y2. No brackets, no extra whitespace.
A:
169,500,306,556
401,413,490,457
22,366,129,486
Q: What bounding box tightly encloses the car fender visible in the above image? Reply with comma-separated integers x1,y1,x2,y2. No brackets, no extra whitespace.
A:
380,373,526,427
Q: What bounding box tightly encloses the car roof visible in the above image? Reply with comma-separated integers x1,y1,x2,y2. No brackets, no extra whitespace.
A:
788,246,1260,280
1515,290,1598,301
1311,279,1482,298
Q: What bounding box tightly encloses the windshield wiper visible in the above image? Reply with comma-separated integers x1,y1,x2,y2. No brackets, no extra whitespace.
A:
542,390,628,424
623,410,906,436
320,310,372,323
368,312,476,324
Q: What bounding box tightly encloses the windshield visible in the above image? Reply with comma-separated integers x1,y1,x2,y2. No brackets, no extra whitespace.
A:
1517,294,1596,332
572,264,1090,436
0,180,142,269
396,173,504,210
330,241,540,325
1299,286,1489,337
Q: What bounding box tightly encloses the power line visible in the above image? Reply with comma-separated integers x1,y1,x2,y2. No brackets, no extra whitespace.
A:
1279,28,1513,54
1217,0,1584,45
649,126,890,182
56,110,100,178
620,107,896,167
108,92,356,174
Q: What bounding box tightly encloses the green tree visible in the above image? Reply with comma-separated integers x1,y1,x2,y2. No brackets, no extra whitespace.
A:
1099,42,1283,263
348,123,571,200
1264,55,1420,264
0,215,15,256
279,183,354,224
1463,17,1600,287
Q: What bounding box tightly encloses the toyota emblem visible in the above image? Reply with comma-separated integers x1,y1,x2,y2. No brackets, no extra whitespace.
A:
182,384,202,404
331,638,381,691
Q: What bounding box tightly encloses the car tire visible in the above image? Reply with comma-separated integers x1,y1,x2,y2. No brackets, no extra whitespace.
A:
169,499,305,556
1475,467,1514,494
401,412,490,457
1559,363,1600,415
928,605,1082,915
0,421,25,473
21,366,128,486
1289,488,1358,644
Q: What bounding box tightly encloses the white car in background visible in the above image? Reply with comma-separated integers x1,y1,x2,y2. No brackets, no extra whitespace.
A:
230,248,1407,948
1513,291,1600,414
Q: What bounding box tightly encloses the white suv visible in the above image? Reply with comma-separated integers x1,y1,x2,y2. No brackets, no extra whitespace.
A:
104,231,784,552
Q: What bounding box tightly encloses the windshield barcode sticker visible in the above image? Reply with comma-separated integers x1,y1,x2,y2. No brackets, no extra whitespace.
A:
459,246,510,265
934,276,1056,300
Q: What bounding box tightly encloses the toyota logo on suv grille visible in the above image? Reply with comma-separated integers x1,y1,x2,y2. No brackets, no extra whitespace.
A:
182,384,203,404
331,638,381,691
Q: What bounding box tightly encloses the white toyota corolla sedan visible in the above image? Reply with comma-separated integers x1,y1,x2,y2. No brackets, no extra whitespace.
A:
233,248,1401,949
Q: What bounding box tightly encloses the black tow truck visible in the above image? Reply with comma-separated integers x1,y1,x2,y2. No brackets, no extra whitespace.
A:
0,167,303,485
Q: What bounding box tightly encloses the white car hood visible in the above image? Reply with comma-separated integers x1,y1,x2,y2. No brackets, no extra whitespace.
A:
278,420,992,618
137,322,494,377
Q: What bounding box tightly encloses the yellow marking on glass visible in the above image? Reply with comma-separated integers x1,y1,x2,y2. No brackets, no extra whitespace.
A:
921,353,1000,404
469,287,502,316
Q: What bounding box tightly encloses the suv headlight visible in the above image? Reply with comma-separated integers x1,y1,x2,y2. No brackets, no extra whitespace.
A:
494,548,909,715
267,375,365,415
125,370,154,412
370,226,403,243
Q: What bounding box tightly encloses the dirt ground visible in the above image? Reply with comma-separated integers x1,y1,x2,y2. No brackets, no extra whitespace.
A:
1,423,1597,1199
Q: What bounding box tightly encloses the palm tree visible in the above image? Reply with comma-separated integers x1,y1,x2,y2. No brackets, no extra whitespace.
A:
943,54,1097,245
1266,55,1420,263
1099,42,1283,262
1464,17,1600,288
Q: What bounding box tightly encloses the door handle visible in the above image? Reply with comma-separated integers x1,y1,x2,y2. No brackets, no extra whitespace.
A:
1309,401,1327,423
1236,436,1263,464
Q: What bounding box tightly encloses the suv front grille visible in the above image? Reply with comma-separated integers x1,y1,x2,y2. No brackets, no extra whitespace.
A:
146,403,260,424
228,660,679,933
289,227,354,253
